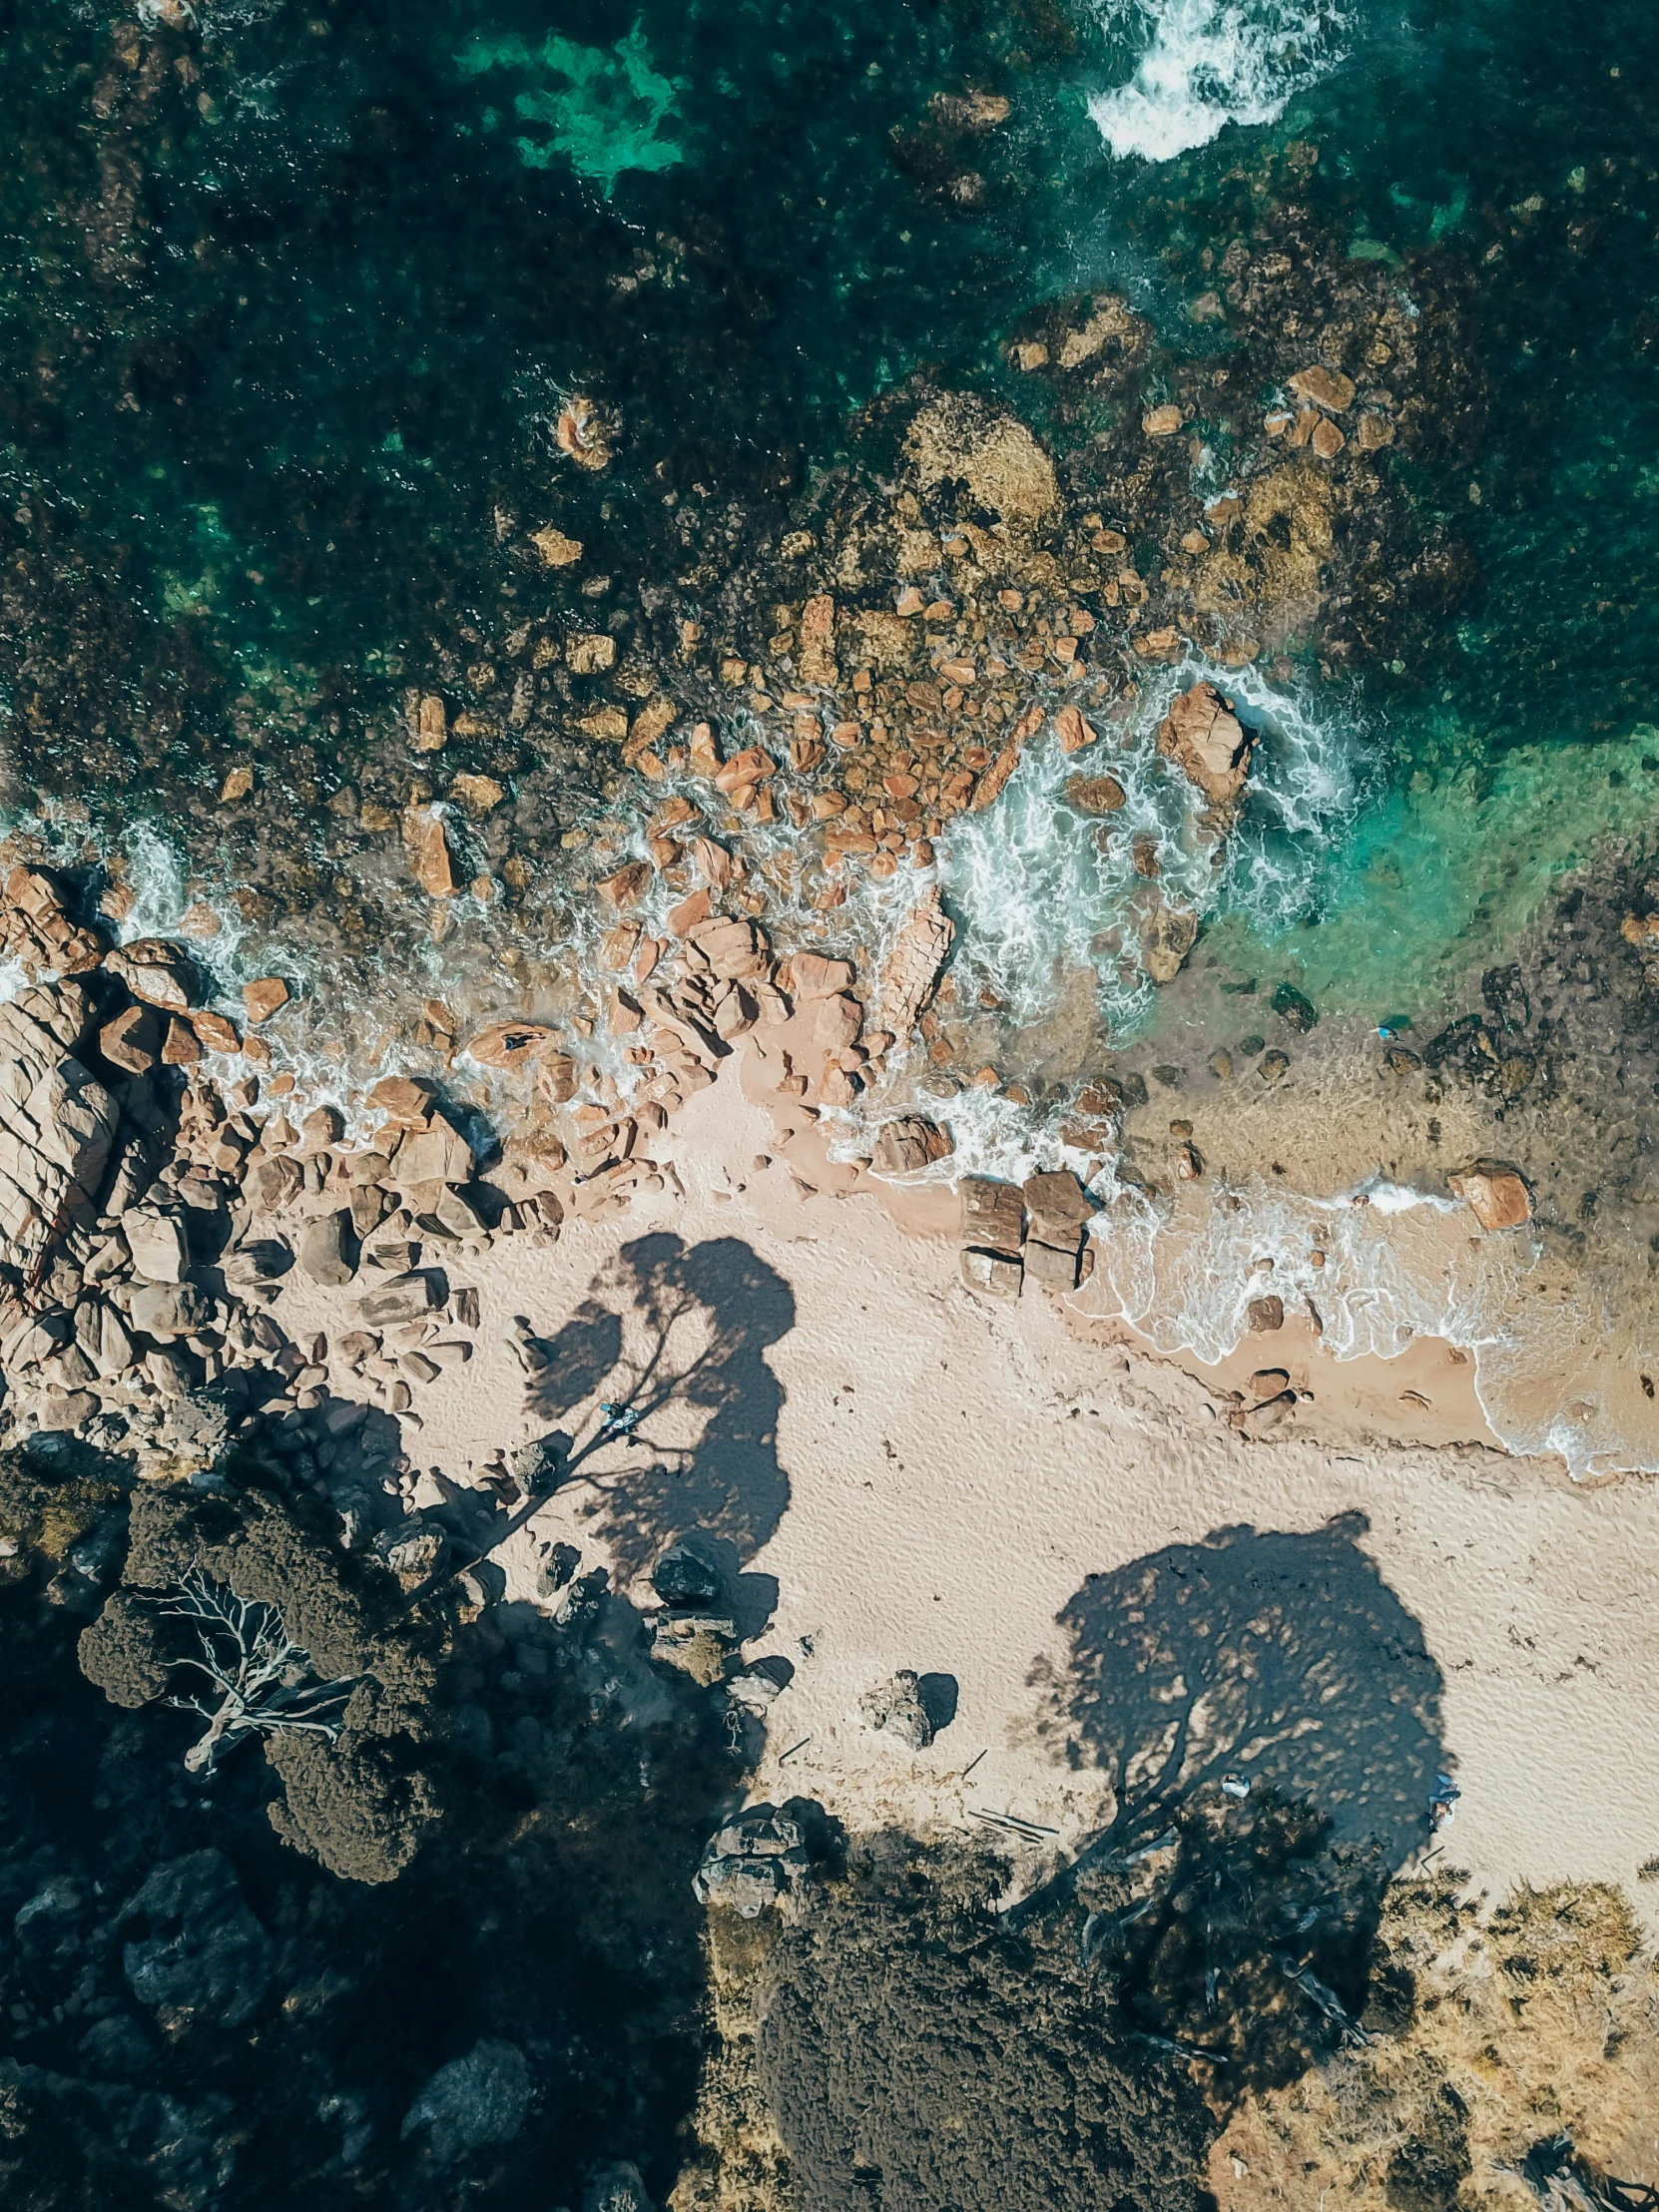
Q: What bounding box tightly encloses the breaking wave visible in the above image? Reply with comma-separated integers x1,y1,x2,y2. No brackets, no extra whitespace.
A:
1087,0,1352,163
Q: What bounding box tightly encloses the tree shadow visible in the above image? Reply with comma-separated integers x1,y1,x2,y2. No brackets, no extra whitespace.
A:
1046,1513,1447,1871
523,1233,796,1593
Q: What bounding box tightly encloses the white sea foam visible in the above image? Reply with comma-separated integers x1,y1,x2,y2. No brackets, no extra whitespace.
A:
1087,0,1351,163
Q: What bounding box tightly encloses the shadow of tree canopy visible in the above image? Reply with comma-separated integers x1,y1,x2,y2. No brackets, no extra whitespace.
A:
1049,1514,1447,1871
527,1233,795,1590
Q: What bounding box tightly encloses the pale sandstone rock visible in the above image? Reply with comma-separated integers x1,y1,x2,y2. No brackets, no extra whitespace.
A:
106,938,196,1014
1141,902,1199,984
869,1117,952,1177
1155,682,1254,809
243,977,289,1025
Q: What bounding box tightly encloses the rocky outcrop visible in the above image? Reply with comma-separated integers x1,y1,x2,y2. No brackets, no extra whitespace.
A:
0,865,106,977
695,1807,811,1916
1156,682,1255,811
876,885,954,1047
0,981,120,1271
1140,901,1200,984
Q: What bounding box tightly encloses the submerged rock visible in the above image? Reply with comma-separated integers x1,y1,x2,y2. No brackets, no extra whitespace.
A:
1140,901,1199,984
400,2038,530,2165
1449,1160,1532,1232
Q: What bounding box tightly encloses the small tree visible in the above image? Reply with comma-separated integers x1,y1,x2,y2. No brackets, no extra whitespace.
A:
79,1483,442,1884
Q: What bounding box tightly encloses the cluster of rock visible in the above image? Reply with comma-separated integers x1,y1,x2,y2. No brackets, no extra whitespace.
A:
0,873,566,1477
957,1167,1097,1298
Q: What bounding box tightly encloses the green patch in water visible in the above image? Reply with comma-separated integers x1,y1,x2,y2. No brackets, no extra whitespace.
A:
455,22,686,195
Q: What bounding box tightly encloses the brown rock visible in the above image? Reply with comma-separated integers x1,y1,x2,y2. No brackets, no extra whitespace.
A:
713,747,776,796
160,1017,201,1066
1356,412,1394,450
1311,417,1347,460
1022,1169,1093,1232
1,866,106,978
1141,903,1199,984
960,1248,1022,1297
1143,404,1184,436
1248,1295,1285,1333
971,747,1020,811
450,773,504,817
799,595,837,688
1065,772,1126,816
1448,1161,1532,1233
1055,704,1098,755
669,888,713,937
366,1075,434,1127
1155,682,1254,809
100,1003,159,1075
1288,364,1356,412
106,939,196,1014
468,1022,560,1072
566,631,616,675
688,915,770,979
403,806,457,898
530,526,582,567
1249,1368,1291,1398
1024,1238,1080,1291
220,764,255,803
869,1117,953,1176
191,1010,241,1055
596,861,651,909
812,993,864,1057
876,884,954,1044
243,977,289,1025
694,836,734,889
961,1177,1024,1254
536,1053,578,1106
791,953,855,998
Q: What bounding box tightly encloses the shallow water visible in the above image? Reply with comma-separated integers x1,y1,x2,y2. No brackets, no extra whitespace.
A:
6,0,1659,1466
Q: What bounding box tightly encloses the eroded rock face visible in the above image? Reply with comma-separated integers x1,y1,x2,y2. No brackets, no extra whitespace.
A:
877,885,954,1046
1156,682,1255,810
0,983,121,1270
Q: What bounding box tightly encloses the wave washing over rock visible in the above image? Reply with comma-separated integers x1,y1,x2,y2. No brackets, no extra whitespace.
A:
1087,0,1353,162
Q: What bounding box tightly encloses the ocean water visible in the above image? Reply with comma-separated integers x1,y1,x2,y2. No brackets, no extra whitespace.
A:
5,0,1659,1466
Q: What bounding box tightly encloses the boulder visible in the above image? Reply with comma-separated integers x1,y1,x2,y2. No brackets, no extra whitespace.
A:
119,1851,274,2031
1448,1161,1532,1233
358,1271,438,1329
394,1114,475,1189
1023,1238,1081,1291
1022,1169,1093,1234
1141,902,1199,984
243,977,289,1025
791,952,854,998
468,1021,560,1071
860,1668,934,1751
876,885,954,1044
687,915,770,979
1055,703,1098,754
100,1002,159,1074
0,986,121,1269
403,805,457,898
961,1177,1024,1253
1247,1295,1285,1334
1288,363,1356,412
870,1116,953,1177
960,1248,1022,1298
694,1807,811,1916
584,2163,654,2212
298,1210,357,1287
1155,682,1254,809
652,1543,725,1606
130,1281,212,1337
105,938,197,1014
126,1209,189,1284
1065,772,1127,816
400,2040,530,2167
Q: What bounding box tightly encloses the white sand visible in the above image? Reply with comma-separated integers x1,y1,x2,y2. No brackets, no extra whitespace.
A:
280,1066,1659,1912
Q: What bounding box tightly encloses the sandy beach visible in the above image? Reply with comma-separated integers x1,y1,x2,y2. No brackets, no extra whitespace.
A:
274,1051,1659,1919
